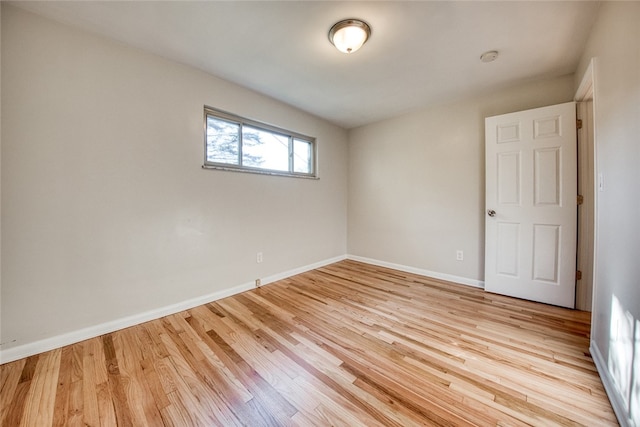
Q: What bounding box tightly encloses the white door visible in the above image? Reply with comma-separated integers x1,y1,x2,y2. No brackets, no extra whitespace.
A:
485,102,577,308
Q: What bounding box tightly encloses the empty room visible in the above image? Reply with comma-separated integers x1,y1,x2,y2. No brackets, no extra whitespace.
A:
1,1,638,426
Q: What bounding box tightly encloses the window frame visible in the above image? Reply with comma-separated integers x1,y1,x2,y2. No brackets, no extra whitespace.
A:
203,106,317,179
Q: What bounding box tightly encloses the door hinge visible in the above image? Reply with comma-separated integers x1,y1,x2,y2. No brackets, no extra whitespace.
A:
577,195,584,205
577,119,583,129
576,270,583,280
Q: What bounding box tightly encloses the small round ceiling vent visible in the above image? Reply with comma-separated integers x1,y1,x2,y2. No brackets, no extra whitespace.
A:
480,50,499,63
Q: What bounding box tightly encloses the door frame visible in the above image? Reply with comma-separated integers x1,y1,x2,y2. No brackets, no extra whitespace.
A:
574,58,598,316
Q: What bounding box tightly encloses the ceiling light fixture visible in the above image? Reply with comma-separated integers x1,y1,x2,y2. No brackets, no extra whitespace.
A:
329,19,371,54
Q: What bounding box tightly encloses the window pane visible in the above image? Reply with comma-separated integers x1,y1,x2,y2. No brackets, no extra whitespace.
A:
293,139,312,174
204,107,316,177
206,116,240,165
242,126,289,172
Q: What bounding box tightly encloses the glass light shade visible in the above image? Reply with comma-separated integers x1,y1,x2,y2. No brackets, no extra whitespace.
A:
329,19,371,54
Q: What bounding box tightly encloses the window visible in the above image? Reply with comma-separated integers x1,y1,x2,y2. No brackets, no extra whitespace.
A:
204,107,316,178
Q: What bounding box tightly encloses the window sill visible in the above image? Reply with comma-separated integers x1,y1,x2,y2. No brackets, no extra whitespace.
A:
201,164,319,180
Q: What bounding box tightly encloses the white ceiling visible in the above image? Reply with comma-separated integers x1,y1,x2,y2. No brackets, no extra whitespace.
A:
11,1,600,129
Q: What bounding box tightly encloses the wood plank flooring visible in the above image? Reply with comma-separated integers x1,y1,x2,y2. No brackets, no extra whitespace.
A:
0,260,617,426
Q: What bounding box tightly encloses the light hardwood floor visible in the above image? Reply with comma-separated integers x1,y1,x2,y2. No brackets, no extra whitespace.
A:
0,260,617,426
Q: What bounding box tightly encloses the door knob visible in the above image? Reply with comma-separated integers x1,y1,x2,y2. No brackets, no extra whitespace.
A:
487,209,496,217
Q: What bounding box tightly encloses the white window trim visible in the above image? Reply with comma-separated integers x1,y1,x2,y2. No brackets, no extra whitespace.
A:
202,106,318,179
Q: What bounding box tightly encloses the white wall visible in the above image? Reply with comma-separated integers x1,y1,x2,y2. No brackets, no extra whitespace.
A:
0,5,348,358
575,3,640,426
348,76,575,284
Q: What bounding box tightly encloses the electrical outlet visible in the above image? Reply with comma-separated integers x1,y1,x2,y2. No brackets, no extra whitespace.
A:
257,252,263,263
456,250,464,261
255,279,261,287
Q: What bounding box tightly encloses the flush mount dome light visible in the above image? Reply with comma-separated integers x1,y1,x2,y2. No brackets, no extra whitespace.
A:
329,19,371,54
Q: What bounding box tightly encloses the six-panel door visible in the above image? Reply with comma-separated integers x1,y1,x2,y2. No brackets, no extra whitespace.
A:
485,102,577,308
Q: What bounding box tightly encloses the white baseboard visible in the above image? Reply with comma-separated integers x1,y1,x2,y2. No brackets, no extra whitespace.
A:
590,341,634,427
347,255,485,289
261,255,347,285
0,255,347,365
